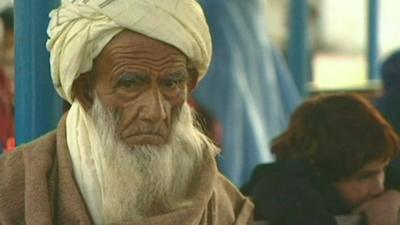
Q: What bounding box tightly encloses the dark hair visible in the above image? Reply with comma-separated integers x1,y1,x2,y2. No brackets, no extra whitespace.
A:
0,7,13,31
272,93,400,181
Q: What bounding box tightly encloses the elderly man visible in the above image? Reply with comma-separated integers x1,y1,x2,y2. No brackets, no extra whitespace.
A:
0,0,254,224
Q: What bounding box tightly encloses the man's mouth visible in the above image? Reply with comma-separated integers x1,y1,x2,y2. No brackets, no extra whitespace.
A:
123,133,167,146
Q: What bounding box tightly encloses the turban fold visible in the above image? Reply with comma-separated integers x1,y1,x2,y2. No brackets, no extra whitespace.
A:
47,0,212,103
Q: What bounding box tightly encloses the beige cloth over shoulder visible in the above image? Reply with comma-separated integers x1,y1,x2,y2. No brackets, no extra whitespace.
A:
0,115,254,225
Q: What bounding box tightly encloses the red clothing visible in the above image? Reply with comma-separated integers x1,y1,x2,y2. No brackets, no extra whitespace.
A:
0,69,14,151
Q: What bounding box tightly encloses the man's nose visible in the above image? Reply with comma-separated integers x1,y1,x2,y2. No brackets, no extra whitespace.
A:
141,90,168,122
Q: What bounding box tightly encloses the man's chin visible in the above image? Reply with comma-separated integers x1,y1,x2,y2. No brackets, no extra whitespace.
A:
124,134,168,148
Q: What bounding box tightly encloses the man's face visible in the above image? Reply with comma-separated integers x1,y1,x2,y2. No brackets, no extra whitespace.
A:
90,31,191,148
335,159,388,209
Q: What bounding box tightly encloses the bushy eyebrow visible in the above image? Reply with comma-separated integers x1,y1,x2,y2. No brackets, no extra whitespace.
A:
111,72,150,89
166,70,188,79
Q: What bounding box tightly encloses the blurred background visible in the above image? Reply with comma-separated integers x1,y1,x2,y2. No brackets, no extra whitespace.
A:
264,0,400,91
1,0,400,187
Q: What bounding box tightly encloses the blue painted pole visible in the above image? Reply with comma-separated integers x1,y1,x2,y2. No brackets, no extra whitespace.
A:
14,0,62,145
368,0,379,80
288,0,309,96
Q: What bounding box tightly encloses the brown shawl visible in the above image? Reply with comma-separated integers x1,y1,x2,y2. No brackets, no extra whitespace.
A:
0,115,254,225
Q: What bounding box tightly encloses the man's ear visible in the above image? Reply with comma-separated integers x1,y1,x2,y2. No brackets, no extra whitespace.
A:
73,72,94,111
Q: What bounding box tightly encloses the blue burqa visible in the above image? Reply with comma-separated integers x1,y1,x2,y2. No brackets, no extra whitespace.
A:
195,0,303,186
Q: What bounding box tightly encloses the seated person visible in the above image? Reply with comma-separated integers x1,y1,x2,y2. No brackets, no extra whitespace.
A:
242,93,400,225
375,50,400,134
374,50,400,191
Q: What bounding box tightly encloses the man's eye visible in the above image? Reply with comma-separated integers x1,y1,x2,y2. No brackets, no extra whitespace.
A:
162,75,186,88
117,74,147,89
163,79,179,88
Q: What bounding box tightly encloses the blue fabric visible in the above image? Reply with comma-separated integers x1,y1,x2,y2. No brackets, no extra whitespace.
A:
374,51,400,178
195,0,303,186
374,50,400,134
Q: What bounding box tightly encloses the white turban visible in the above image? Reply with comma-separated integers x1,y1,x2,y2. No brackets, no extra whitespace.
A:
47,0,212,103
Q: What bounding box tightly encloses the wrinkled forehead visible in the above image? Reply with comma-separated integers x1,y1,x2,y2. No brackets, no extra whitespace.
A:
100,30,188,62
93,30,189,75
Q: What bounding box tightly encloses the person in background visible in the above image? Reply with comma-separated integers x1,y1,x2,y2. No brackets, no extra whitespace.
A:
374,50,400,206
0,7,15,152
242,93,400,225
375,50,400,135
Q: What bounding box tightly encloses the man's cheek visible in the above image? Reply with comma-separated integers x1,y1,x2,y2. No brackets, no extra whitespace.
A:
166,89,187,106
115,106,137,134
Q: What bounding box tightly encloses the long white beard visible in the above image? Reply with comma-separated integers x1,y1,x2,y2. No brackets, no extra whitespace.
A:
89,97,216,224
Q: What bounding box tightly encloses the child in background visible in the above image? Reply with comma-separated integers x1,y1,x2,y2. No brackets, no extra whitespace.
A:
243,93,400,225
